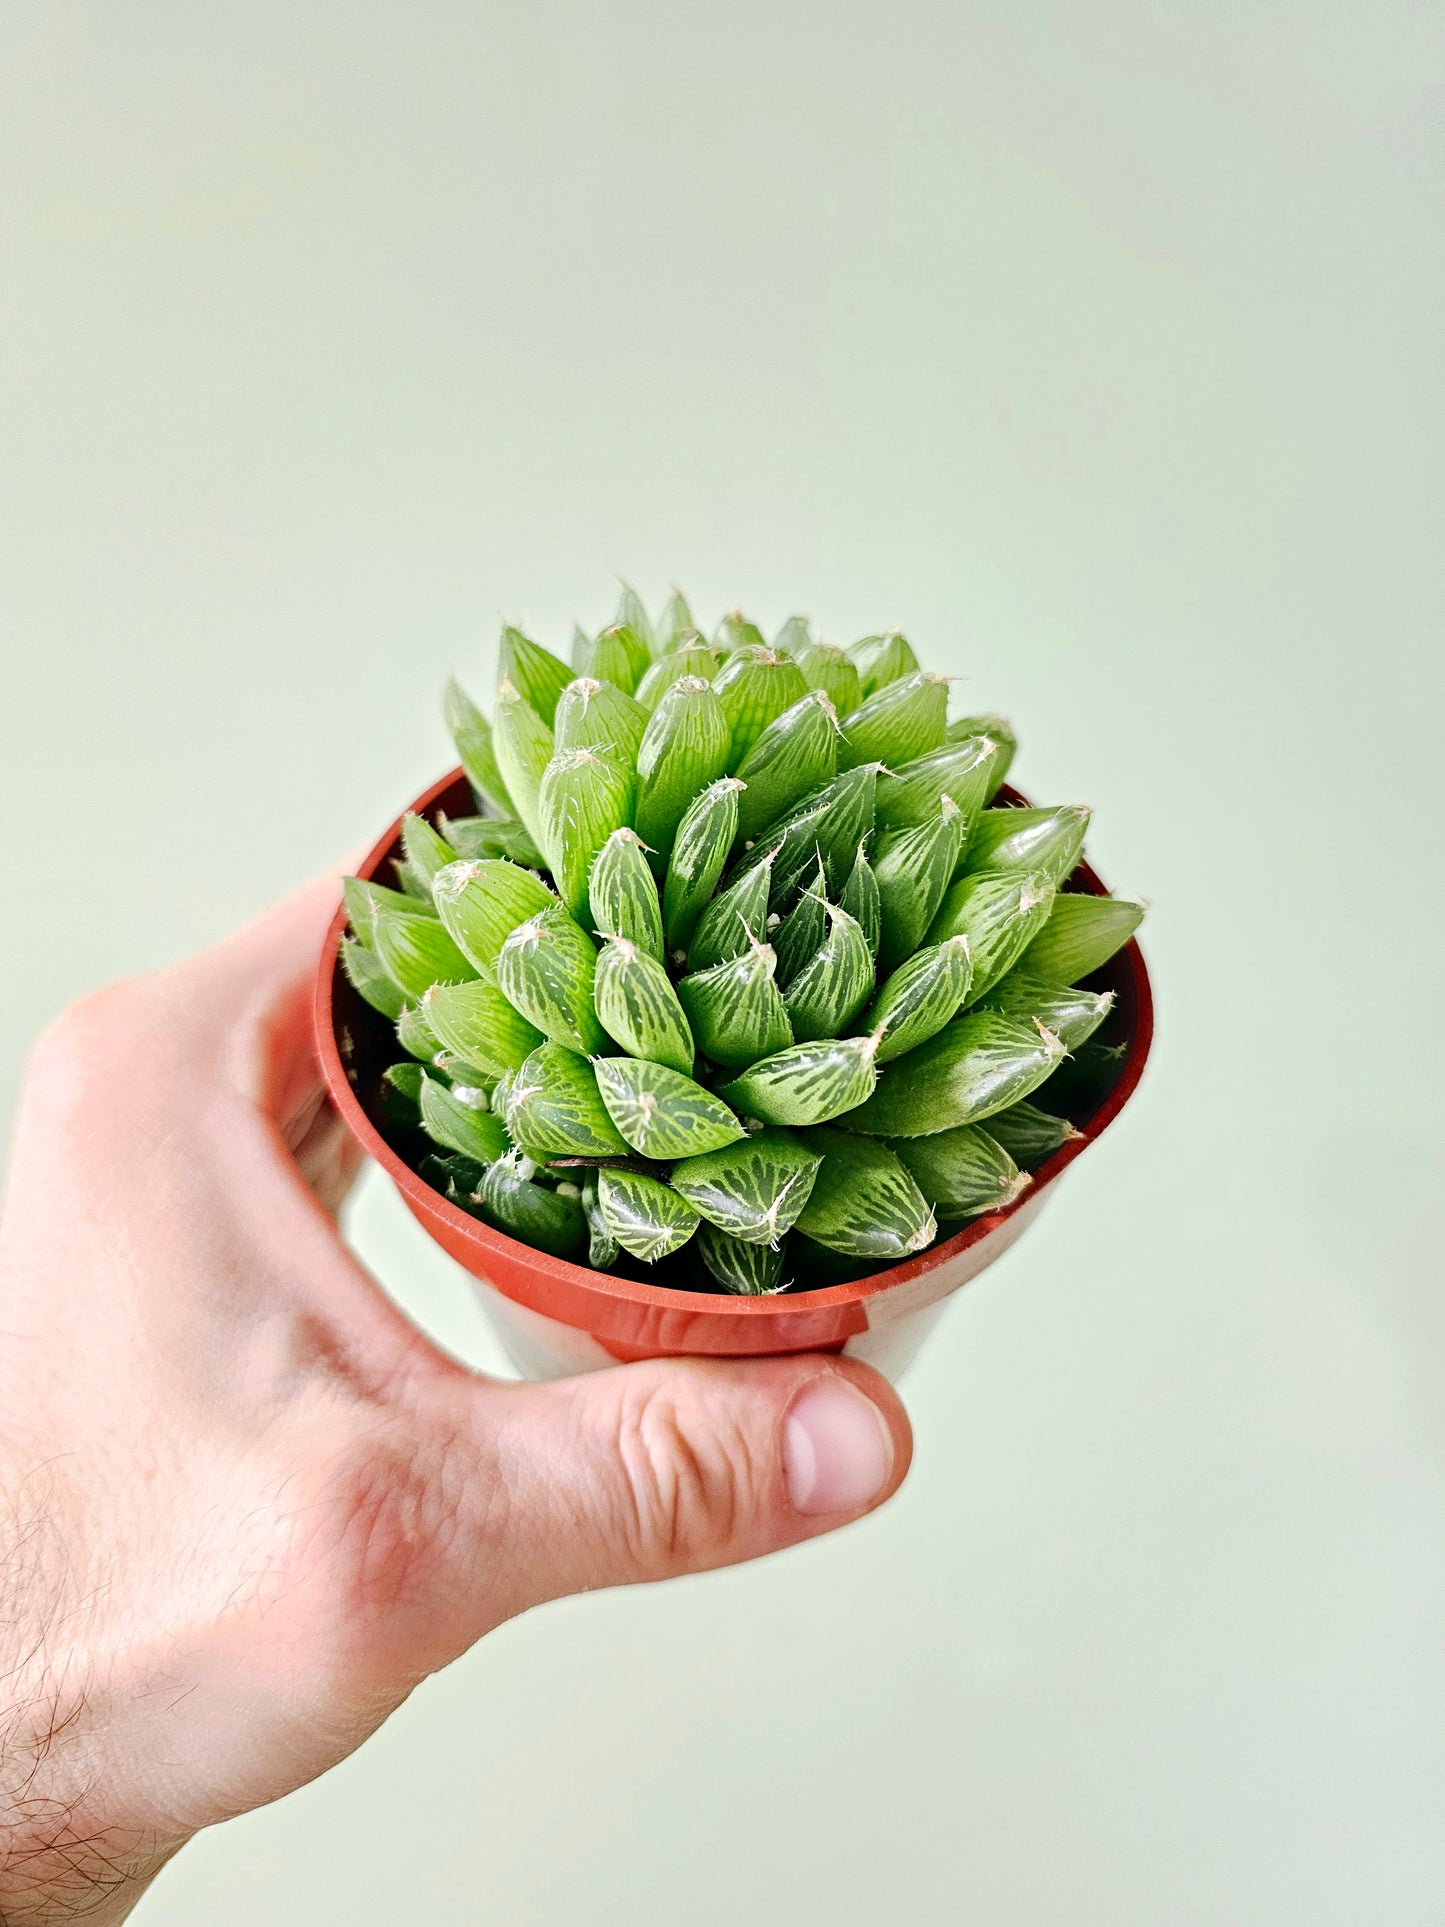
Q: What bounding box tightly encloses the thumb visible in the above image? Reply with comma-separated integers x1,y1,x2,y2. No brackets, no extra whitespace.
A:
481,1353,912,1609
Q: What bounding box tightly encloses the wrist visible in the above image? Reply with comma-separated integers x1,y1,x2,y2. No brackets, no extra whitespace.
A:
0,1875,164,1927
0,1659,184,1926
0,1811,179,1927
0,1751,182,1926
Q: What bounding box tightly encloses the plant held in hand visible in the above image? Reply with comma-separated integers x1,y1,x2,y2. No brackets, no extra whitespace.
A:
341,588,1146,1293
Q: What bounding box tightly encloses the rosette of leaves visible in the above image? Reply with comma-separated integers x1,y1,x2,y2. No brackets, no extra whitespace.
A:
341,587,1145,1294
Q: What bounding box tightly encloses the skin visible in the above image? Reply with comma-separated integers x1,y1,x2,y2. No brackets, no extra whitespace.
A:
0,876,911,1924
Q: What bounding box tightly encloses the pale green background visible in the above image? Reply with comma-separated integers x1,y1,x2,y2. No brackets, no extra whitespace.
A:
3,2,1442,1921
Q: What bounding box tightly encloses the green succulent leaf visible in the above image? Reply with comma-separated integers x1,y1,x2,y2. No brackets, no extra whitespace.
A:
491,679,554,851
977,972,1115,1051
838,671,948,770
754,801,828,911
670,1129,822,1244
380,1059,427,1127
782,901,875,1043
538,744,635,923
1016,893,1146,984
504,1043,629,1157
892,1125,1029,1220
686,845,776,972
874,797,965,972
613,584,655,658
432,858,557,971
496,904,610,1055
676,940,794,1070
588,828,665,959
874,737,995,833
964,805,1091,887
947,712,1017,798
845,1011,1067,1137
421,1151,490,1202
582,1181,621,1268
713,611,767,655
634,675,731,865
489,1068,517,1118
433,1054,496,1099
712,647,811,768
422,978,545,1076
396,1001,444,1062
794,1128,936,1259
574,622,649,694
419,1072,510,1165
714,1035,879,1128
771,863,827,988
343,875,437,949
614,621,655,690
436,815,545,868
552,676,647,766
731,689,839,842
596,1169,701,1262
472,1151,588,1259
804,761,881,896
497,624,573,726
390,594,1137,1281
662,777,745,955
443,677,514,816
795,639,861,717
635,637,719,709
373,905,478,1000
568,624,614,687
766,761,880,902
400,811,459,891
926,869,1057,1001
654,588,696,655
696,1223,787,1294
391,855,433,901
339,935,407,1019
593,938,695,1076
861,935,974,1063
840,844,881,962
853,630,919,698
592,1058,745,1160
981,1099,1083,1170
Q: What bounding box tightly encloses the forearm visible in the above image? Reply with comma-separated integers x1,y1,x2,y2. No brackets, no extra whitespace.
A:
0,1779,173,1927
0,1536,177,1927
0,1837,165,1927
0,1687,178,1927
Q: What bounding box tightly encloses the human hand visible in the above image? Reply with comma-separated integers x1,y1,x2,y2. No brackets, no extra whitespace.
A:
0,876,910,1924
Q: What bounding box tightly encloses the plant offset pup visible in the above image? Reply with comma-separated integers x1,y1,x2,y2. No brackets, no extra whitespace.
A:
341,588,1145,1295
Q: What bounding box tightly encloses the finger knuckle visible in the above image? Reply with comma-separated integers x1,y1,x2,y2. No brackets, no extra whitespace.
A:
310,1410,511,1683
319,1428,464,1629
613,1379,759,1570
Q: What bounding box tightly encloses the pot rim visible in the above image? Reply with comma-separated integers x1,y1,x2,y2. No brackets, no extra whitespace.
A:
315,765,1153,1321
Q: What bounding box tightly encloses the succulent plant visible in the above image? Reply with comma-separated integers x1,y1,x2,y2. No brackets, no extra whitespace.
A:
342,588,1145,1294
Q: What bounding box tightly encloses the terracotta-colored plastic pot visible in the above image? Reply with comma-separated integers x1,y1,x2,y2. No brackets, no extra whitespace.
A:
316,768,1153,1381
